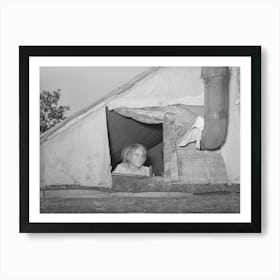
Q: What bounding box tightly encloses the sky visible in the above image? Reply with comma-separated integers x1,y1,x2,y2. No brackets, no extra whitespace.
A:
40,67,149,116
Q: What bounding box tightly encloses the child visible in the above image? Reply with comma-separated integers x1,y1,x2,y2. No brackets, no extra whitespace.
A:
113,144,150,177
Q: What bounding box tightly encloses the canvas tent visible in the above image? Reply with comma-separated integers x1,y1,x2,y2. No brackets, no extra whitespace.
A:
40,67,240,188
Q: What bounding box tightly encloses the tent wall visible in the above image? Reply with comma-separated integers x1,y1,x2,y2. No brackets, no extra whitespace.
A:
40,67,240,187
40,106,112,188
147,142,164,176
107,67,204,110
177,147,228,184
221,67,240,184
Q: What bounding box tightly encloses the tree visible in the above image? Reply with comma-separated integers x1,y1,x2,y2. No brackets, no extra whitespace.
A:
40,89,70,134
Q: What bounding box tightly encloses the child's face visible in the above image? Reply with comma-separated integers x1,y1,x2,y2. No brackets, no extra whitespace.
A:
130,148,146,168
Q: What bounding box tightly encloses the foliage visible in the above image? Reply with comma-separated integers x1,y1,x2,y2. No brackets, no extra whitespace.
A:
40,89,70,133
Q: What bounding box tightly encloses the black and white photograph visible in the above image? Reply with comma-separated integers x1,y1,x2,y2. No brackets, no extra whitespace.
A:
20,46,260,233
39,66,241,214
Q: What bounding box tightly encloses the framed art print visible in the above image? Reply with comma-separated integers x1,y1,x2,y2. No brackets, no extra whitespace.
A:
19,46,261,233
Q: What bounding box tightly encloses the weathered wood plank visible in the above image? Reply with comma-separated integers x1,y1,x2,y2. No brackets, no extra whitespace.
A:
41,176,240,194
41,189,194,199
162,113,179,181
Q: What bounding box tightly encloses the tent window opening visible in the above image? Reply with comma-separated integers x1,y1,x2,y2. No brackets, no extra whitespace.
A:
106,108,164,178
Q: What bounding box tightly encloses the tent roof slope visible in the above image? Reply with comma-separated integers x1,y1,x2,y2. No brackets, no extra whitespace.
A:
107,67,204,110
40,67,161,143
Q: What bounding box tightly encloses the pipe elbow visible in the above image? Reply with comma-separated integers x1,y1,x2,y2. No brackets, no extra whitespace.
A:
201,67,229,150
201,119,228,150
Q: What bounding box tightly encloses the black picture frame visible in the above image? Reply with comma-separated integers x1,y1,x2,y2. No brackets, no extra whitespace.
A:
20,46,261,233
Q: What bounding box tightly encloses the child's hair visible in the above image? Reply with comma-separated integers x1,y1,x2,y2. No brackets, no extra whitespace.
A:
121,144,147,163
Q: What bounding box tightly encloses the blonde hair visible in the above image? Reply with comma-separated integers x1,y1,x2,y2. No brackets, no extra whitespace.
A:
121,144,147,163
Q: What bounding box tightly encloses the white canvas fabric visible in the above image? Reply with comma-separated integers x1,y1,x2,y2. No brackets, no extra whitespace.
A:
221,67,240,184
178,116,204,149
107,67,204,110
113,105,203,126
41,106,112,187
